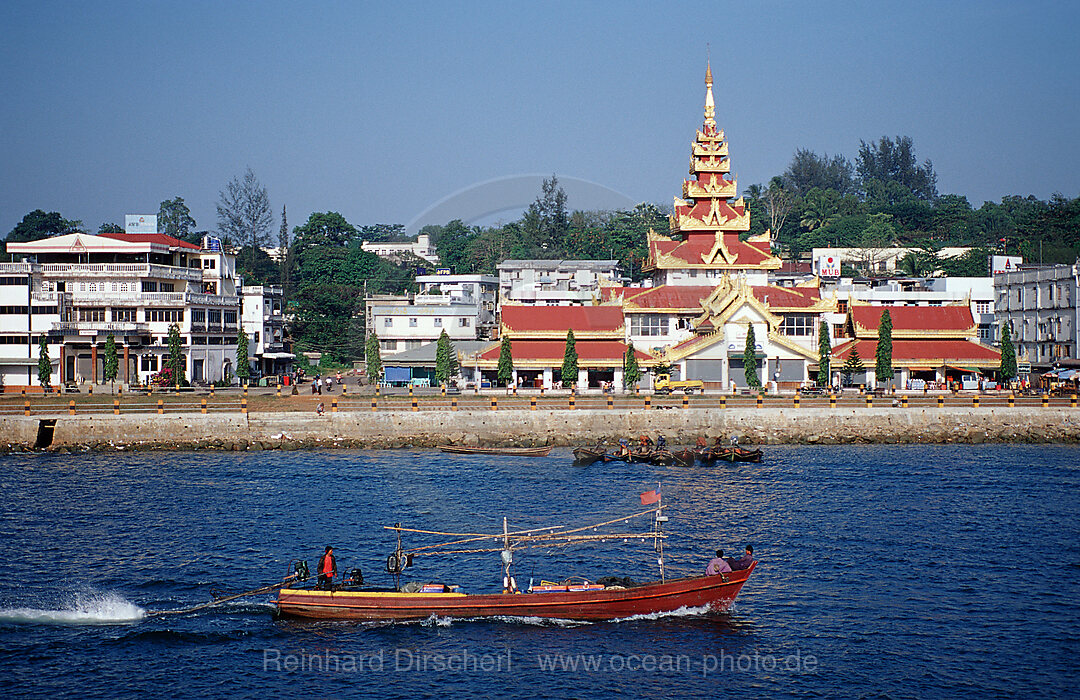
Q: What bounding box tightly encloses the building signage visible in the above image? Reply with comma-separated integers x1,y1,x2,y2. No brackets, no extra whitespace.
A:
125,215,157,234
990,255,1023,274
435,268,452,275
818,253,841,277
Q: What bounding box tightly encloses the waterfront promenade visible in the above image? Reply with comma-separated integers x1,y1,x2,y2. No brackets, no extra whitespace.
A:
1,387,1077,451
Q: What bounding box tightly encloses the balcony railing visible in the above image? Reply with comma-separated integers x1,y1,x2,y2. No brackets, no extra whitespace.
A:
54,321,149,334
59,290,239,307
32,262,203,283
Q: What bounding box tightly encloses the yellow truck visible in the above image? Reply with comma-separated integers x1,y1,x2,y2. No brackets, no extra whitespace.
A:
653,374,704,395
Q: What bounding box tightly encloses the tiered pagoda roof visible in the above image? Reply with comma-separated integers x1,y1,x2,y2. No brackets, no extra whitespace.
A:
644,64,780,274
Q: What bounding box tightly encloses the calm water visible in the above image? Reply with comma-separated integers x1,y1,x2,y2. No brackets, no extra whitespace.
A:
1,445,1077,698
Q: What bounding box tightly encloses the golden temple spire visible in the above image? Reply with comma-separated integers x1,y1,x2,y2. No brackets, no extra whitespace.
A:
703,61,716,129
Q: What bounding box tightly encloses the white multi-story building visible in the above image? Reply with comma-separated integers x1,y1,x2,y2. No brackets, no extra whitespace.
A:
994,263,1080,368
3,231,241,388
240,285,293,378
812,246,974,276
497,259,620,306
360,234,438,264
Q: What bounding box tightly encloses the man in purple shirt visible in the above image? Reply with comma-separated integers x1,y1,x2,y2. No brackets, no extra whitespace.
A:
705,549,732,576
728,545,755,571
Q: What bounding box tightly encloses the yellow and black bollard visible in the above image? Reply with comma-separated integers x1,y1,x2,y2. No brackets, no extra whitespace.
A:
409,384,414,399
830,393,836,408
608,394,615,410
682,394,689,409
719,395,726,410
937,395,944,408
1042,394,1049,408
23,400,30,416
866,395,872,408
201,398,207,415
371,397,378,412
532,396,539,411
243,383,248,397
441,383,446,397
68,400,76,415
158,399,164,415
88,384,93,396
452,396,458,411
411,396,418,412
569,394,576,410
209,385,214,397
276,385,281,398
240,397,247,414
113,399,120,415
1008,392,1015,407
644,395,651,410
973,395,980,408
332,397,338,413
793,394,800,408
756,393,763,409
1071,394,1077,408
491,396,498,411
901,395,909,408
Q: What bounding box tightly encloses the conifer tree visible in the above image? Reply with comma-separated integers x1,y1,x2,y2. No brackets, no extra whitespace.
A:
497,336,514,387
561,329,578,388
842,344,865,386
999,324,1017,383
366,332,383,383
103,334,119,388
624,341,642,388
37,337,51,391
166,323,187,386
743,323,760,389
875,309,893,388
817,320,832,387
236,323,251,383
435,330,458,385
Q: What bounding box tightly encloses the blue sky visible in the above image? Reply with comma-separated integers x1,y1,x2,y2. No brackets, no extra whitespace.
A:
1,1,1078,237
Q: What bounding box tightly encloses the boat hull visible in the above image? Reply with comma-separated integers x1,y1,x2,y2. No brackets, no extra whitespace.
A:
276,564,754,621
438,445,552,456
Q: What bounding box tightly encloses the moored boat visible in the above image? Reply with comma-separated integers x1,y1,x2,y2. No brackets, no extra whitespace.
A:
572,447,606,465
438,445,552,456
715,447,763,463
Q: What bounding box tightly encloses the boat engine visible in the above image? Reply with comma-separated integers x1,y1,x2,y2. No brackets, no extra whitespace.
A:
344,568,364,586
293,560,310,582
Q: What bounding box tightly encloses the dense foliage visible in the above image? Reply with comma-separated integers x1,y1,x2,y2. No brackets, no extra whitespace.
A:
875,309,893,386
743,323,760,389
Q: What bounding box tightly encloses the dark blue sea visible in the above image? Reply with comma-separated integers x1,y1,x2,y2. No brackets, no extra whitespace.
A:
1,445,1077,698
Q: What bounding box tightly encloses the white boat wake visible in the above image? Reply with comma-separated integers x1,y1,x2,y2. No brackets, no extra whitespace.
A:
0,590,146,625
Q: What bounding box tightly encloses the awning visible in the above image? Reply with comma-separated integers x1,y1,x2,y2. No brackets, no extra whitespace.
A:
945,365,983,374
0,358,55,366
260,352,295,359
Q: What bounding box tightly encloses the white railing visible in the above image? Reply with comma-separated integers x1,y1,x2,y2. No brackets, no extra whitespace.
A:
54,321,149,333
0,262,33,273
30,262,203,283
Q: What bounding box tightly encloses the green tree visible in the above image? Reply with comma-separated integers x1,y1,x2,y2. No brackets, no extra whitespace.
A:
999,324,1017,383
216,168,273,272
497,336,514,387
37,338,51,391
98,222,123,234
743,323,760,389
7,209,81,242
522,175,569,251
623,341,642,388
561,330,578,388
291,211,357,257
783,148,855,196
435,330,459,385
365,332,383,383
158,196,198,242
103,334,119,388
875,309,893,388
277,204,291,290
841,344,865,386
856,135,938,201
166,323,187,387
236,324,251,383
817,320,832,387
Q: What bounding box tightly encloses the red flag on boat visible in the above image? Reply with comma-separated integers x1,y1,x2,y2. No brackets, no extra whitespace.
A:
640,486,661,505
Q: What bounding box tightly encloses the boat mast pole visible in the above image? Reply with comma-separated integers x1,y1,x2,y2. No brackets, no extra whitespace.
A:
501,516,515,593
654,483,666,583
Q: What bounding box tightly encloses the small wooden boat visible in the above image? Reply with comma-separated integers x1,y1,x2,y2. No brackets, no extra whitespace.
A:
672,449,696,467
438,445,552,456
572,447,606,466
649,450,676,466
276,566,755,621
714,447,763,463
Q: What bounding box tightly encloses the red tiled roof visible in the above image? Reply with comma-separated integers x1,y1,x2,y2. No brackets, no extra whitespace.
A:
478,340,649,363
833,339,999,364
598,286,628,302
500,305,624,333
100,232,201,250
750,286,822,309
622,285,716,310
648,232,772,268
674,199,745,223
851,305,974,335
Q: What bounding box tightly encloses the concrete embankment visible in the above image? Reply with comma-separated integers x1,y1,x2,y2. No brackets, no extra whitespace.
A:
1,406,1079,453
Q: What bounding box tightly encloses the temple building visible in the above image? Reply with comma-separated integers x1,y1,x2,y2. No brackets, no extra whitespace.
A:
831,303,1001,390
603,64,838,389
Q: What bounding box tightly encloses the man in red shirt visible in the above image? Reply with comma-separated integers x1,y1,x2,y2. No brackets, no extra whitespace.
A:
317,545,337,589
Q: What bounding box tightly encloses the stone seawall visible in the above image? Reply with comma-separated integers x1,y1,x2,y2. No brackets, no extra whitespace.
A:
1,406,1079,452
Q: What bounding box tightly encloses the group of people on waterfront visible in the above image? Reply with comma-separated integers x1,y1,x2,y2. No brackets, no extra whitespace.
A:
309,371,346,395
705,545,754,576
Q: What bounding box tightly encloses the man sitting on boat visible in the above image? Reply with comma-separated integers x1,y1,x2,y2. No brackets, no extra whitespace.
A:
706,549,732,576
727,545,755,571
317,545,337,589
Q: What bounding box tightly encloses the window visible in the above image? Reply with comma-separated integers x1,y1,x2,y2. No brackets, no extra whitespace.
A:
224,310,237,325
78,308,106,322
88,282,98,292
459,317,470,327
112,308,137,323
434,317,442,327
975,301,991,315
409,317,418,327
380,340,396,351
142,281,157,292
203,258,216,269
629,315,667,336
145,308,184,323
779,313,815,337
208,309,222,325
192,309,206,324
140,355,159,371
159,282,174,292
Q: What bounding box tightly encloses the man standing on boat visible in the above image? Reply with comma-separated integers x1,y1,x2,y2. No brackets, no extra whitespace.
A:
317,545,337,589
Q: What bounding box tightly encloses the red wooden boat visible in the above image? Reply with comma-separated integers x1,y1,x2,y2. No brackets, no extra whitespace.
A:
275,564,754,621
438,445,552,456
